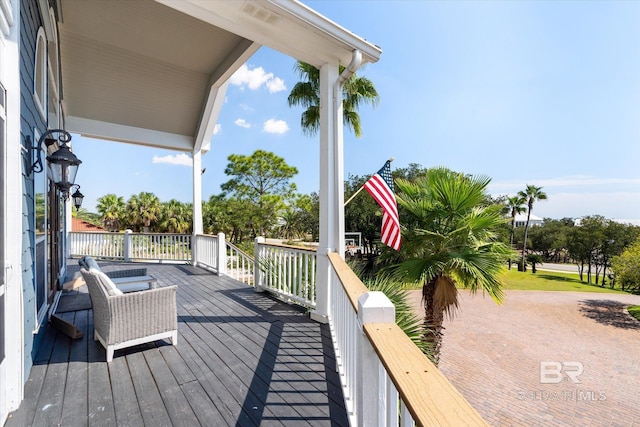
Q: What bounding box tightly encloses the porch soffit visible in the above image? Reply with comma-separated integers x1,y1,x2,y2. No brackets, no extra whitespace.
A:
57,0,381,152
58,0,252,151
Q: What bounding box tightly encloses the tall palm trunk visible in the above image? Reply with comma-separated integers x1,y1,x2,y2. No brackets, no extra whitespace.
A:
509,215,516,270
521,209,532,271
422,278,444,365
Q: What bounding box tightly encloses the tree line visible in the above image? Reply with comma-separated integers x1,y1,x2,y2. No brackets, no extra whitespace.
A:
509,215,640,288
76,150,320,247
80,155,640,286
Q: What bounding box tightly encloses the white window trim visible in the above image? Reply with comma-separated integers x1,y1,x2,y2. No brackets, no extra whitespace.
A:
0,0,14,38
46,7,59,128
32,27,47,122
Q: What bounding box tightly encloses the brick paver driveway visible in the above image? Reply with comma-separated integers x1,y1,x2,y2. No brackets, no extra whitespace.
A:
409,290,640,426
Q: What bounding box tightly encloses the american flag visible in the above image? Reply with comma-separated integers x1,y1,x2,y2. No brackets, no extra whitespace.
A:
363,160,401,251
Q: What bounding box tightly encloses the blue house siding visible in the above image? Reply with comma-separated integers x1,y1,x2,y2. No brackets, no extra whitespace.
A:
19,0,46,381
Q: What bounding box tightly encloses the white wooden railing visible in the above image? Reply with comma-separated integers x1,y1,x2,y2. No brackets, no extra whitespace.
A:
194,233,220,272
227,241,254,286
70,230,191,261
326,252,487,427
128,232,191,261
254,239,317,308
70,232,125,259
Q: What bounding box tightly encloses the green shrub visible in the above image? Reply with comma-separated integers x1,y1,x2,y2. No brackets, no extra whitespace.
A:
611,238,640,293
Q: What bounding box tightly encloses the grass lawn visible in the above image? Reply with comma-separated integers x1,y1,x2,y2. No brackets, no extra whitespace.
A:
498,269,630,294
629,306,640,322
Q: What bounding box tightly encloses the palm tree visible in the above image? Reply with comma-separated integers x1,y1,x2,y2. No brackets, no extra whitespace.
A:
126,194,142,231
517,185,547,271
159,200,192,234
127,192,161,232
506,195,526,269
388,168,513,363
96,194,126,232
287,60,379,137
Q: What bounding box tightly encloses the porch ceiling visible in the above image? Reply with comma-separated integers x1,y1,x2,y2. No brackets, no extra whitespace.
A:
57,0,382,153
58,0,257,151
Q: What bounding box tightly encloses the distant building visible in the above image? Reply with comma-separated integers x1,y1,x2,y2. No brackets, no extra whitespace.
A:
514,213,544,228
72,217,105,232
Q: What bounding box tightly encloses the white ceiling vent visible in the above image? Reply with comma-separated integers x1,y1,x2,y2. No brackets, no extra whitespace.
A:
241,2,281,25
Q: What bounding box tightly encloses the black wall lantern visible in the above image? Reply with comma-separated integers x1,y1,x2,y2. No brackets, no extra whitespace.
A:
26,129,82,198
70,184,84,210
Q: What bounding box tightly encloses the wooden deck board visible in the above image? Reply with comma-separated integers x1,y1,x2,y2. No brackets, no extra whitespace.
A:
32,323,70,426
3,320,58,427
60,310,89,426
5,261,347,426
169,324,238,426
108,357,144,427
127,352,173,426
143,350,201,427
87,310,118,427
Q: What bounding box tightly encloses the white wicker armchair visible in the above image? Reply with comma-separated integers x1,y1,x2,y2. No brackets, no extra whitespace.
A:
80,267,178,362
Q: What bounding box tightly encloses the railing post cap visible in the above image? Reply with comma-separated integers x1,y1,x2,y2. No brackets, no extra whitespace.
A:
358,291,395,324
255,236,265,243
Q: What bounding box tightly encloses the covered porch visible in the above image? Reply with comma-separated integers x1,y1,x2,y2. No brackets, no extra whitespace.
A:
5,261,347,426
5,0,486,424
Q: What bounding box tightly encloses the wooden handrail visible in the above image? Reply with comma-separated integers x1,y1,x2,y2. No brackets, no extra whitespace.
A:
226,240,253,260
327,252,368,311
259,241,318,253
327,252,487,427
365,323,488,426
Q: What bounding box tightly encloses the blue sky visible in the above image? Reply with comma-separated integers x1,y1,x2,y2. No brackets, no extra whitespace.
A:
72,0,640,224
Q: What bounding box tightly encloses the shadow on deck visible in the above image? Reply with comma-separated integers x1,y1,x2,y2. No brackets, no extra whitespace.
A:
5,261,348,427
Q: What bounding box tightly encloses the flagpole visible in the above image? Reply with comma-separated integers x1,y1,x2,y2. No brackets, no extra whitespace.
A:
344,157,394,207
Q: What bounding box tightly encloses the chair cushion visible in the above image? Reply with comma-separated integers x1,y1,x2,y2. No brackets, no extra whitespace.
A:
90,267,123,296
79,256,102,272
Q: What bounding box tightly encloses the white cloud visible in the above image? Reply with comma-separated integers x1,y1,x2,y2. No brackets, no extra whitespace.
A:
152,153,192,166
263,119,289,134
266,77,286,93
235,118,252,128
213,124,221,135
229,64,286,93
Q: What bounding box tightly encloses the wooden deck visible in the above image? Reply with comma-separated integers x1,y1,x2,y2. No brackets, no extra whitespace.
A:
5,262,348,427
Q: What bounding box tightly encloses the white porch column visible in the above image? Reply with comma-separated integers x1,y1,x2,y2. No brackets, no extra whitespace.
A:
312,62,343,323
2,0,25,415
192,149,203,265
